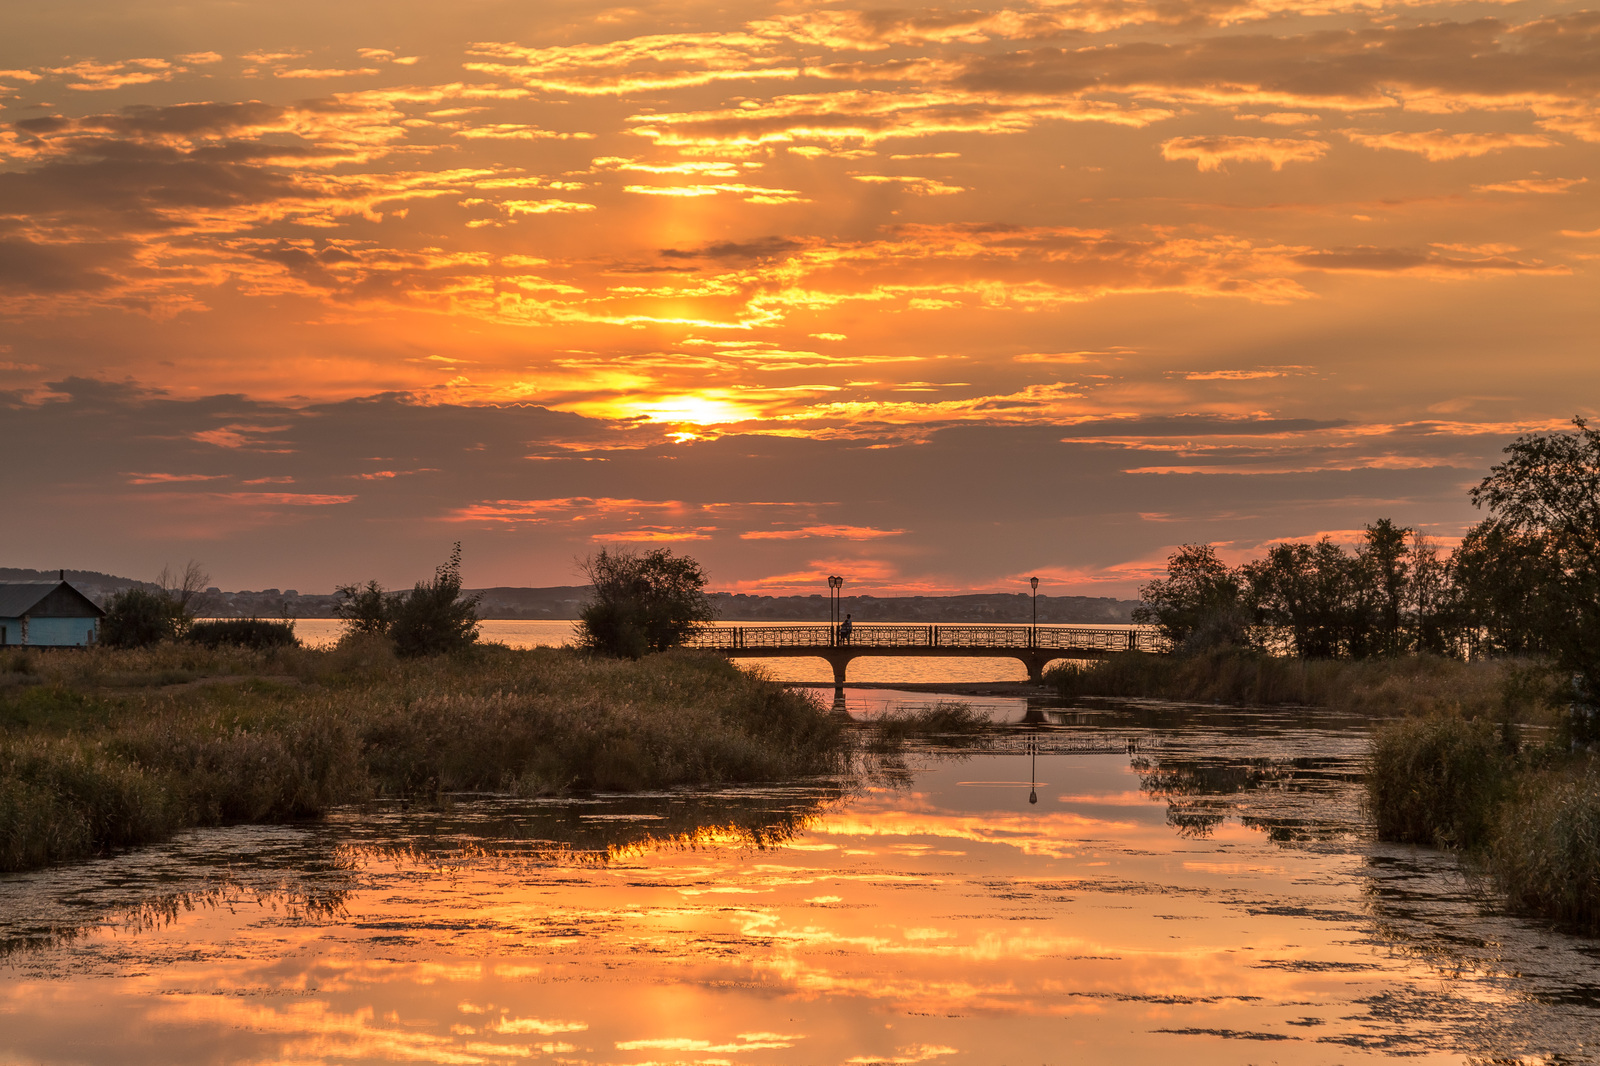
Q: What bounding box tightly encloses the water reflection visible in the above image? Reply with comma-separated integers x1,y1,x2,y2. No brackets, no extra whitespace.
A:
1,701,1597,1064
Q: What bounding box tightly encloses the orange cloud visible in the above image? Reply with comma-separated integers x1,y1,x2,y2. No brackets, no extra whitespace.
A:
1160,135,1328,171
740,525,906,540
1342,129,1559,160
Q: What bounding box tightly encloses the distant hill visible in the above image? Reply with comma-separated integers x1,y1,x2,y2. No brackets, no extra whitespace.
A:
0,567,154,607
3,569,1138,623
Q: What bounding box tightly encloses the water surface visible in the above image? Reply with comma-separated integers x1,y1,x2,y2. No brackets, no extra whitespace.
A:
4,700,1597,1064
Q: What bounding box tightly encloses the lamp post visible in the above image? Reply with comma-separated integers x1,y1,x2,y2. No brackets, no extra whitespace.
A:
1030,576,1039,630
828,575,843,641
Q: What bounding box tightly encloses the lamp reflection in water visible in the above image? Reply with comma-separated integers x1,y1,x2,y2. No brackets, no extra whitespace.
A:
1026,734,1039,805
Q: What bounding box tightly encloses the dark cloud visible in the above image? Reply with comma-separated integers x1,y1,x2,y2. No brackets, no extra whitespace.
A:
0,238,119,293
0,384,1498,590
659,237,807,261
952,13,1600,101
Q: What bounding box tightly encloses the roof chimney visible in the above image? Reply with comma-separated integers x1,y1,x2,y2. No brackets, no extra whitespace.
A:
59,569,64,582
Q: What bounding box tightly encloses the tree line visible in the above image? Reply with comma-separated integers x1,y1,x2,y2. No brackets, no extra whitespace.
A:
1137,417,1600,697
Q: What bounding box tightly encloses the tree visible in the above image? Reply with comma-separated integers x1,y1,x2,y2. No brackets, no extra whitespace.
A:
100,560,210,648
577,546,716,658
1449,519,1563,657
334,544,481,657
100,587,186,648
1356,519,1413,657
391,544,481,657
1469,416,1600,690
1408,532,1455,657
1244,538,1362,658
1131,544,1248,651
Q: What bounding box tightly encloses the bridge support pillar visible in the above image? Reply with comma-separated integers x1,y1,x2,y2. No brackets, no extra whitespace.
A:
1022,652,1051,685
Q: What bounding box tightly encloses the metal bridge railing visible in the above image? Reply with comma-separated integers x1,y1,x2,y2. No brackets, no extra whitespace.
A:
684,624,1168,653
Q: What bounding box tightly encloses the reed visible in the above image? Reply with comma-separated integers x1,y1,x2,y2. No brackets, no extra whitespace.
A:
0,643,846,873
865,701,988,748
1048,647,1555,719
1366,714,1517,849
1489,768,1600,935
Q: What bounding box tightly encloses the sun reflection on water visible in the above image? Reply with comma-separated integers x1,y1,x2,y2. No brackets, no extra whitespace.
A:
1,704,1598,1064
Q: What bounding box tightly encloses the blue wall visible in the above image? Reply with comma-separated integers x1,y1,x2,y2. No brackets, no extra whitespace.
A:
0,617,99,647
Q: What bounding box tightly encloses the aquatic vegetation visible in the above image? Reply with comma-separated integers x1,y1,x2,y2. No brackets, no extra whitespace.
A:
1048,647,1554,719
856,700,989,754
1366,712,1600,934
184,618,299,650
0,644,846,873
1366,715,1516,849
1490,768,1600,935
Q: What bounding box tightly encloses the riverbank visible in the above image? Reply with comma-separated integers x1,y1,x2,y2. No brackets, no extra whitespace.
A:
1046,647,1556,719
1049,647,1600,933
1368,713,1599,934
0,641,846,873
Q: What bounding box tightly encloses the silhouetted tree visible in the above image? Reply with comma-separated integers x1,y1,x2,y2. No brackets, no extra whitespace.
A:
1469,416,1600,691
1449,520,1561,657
1408,532,1455,656
100,560,210,648
1132,544,1248,650
577,546,716,658
100,587,186,648
1244,539,1360,658
334,544,481,657
1357,519,1412,657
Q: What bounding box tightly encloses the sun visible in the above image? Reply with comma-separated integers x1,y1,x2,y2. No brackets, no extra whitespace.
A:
632,393,760,426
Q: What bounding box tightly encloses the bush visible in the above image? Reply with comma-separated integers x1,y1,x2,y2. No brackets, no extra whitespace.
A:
1490,769,1600,935
186,619,299,650
1367,715,1517,849
334,544,481,658
99,588,185,648
577,546,715,658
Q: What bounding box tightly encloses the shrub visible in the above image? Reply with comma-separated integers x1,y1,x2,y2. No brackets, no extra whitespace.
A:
1367,715,1516,849
576,546,715,658
186,619,299,650
334,543,481,657
99,588,185,648
1490,769,1600,935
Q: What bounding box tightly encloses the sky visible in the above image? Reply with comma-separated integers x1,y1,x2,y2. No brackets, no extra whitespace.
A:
1,0,1596,595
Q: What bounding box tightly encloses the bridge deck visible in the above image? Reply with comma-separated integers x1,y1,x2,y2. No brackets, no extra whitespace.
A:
685,624,1165,656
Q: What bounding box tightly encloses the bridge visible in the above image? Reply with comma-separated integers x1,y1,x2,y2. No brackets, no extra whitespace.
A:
684,624,1167,687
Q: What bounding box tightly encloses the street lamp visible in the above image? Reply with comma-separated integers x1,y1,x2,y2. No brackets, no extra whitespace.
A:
1029,576,1039,629
828,575,843,636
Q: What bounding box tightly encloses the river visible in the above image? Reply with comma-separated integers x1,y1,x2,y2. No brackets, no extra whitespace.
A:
3,695,1598,1064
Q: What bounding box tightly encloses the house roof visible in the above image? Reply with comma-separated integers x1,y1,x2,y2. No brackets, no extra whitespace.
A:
0,581,106,618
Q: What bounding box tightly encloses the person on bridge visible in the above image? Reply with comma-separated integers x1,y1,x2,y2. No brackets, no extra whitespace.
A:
839,614,853,644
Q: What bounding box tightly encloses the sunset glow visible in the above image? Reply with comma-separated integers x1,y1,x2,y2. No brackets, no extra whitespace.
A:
2,0,1596,592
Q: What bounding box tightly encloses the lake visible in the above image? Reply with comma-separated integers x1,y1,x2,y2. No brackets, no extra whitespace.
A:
3,697,1597,1064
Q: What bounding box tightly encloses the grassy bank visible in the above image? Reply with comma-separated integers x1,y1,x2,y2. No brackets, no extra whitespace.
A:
1048,646,1599,933
0,641,846,873
1046,647,1555,719
1367,714,1599,934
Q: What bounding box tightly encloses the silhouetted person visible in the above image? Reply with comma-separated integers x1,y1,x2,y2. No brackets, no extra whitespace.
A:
839,614,852,644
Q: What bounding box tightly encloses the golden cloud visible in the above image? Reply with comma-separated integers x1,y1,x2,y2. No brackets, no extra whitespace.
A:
1160,135,1328,171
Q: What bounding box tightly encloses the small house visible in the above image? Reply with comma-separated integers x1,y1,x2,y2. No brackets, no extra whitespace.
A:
0,572,105,647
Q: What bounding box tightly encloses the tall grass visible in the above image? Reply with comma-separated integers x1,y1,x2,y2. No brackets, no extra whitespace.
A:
1366,715,1517,849
1489,769,1600,935
1048,647,1556,719
0,644,846,873
1366,712,1600,935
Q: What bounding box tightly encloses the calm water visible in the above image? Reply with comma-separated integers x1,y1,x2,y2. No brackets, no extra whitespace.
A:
4,700,1598,1064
